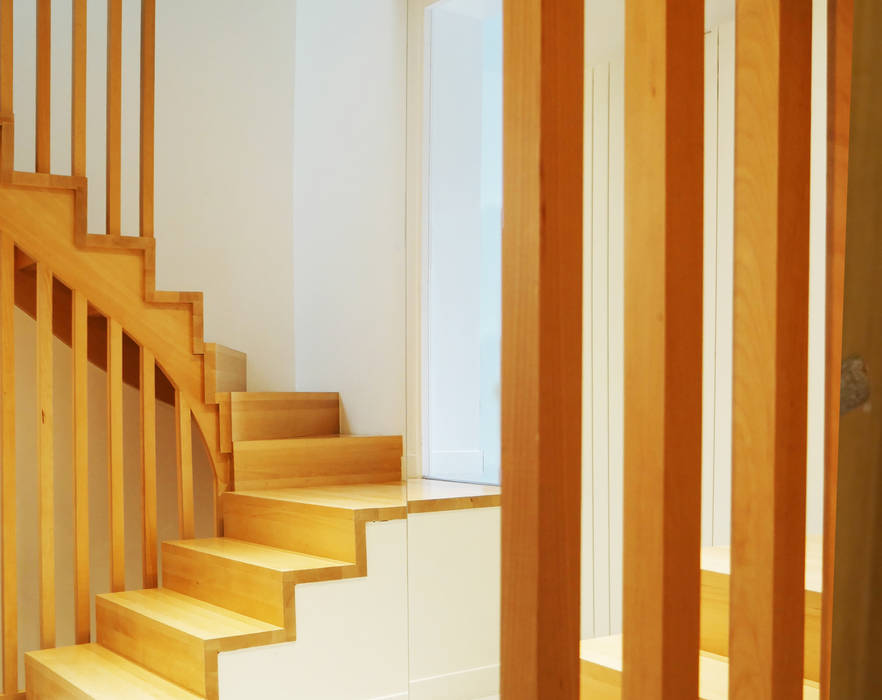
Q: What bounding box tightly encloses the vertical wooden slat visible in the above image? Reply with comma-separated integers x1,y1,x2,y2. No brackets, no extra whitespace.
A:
0,235,16,693
36,262,55,649
106,0,122,236
820,2,853,697
500,0,582,696
730,1,812,698
175,390,194,540
107,318,125,591
141,348,157,587
622,2,704,698
35,0,51,173
140,0,156,237
71,0,87,177
0,0,13,172
72,291,89,644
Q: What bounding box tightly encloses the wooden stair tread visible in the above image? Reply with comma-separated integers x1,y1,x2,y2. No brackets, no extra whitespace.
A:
164,537,351,573
233,481,407,514
406,477,501,513
25,643,200,699
96,587,283,641
580,635,820,699
700,534,822,592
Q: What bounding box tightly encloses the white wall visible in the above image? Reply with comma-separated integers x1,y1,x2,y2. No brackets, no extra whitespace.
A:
11,0,298,391
291,0,407,438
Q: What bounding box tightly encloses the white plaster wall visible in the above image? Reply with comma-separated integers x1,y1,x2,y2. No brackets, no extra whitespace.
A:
218,520,410,700
11,0,297,391
291,0,407,438
407,508,500,699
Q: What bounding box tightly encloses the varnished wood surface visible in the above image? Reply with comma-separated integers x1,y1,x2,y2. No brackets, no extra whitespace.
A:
730,1,812,698
71,0,87,177
107,318,125,592
36,262,55,649
232,435,402,490
105,0,122,235
176,391,195,540
72,290,90,643
831,0,882,695
406,478,500,513
229,391,339,443
623,2,704,698
139,0,156,237
821,1,853,697
141,348,158,587
25,644,201,699
0,234,16,693
580,636,821,700
204,344,246,403
35,0,50,173
501,0,583,695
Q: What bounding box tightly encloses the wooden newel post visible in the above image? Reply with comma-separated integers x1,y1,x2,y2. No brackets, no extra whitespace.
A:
500,0,584,697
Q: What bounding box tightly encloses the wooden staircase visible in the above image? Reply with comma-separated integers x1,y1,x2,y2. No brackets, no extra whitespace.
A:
579,537,824,698
25,392,406,699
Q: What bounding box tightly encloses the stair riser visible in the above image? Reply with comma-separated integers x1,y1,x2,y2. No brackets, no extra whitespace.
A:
96,597,212,697
222,493,362,564
230,392,340,442
232,435,402,490
25,661,85,699
162,542,291,631
700,570,821,682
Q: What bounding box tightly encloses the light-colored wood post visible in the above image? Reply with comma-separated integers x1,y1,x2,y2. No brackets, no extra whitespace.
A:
106,0,122,236
72,291,90,643
623,2,704,698
35,0,51,173
36,262,55,649
140,0,155,238
0,234,16,692
141,348,158,587
176,390,194,539
730,1,812,697
0,0,13,173
500,0,583,696
107,318,125,591
71,0,87,177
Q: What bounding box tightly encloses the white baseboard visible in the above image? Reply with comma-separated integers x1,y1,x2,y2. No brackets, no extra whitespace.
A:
409,664,500,700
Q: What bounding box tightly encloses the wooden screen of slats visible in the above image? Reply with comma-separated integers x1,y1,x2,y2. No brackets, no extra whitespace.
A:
501,0,821,698
0,3,201,692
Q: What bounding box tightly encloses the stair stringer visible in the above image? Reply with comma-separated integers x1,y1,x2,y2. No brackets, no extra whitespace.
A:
0,172,232,495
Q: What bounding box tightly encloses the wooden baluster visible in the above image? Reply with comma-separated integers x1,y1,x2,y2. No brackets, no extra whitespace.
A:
140,0,155,237
35,0,51,173
0,235,16,692
500,0,583,695
72,291,89,643
36,262,55,648
71,0,87,177
176,390,194,539
106,0,122,235
821,1,854,697
0,0,13,172
141,349,158,587
730,1,812,697
107,318,125,591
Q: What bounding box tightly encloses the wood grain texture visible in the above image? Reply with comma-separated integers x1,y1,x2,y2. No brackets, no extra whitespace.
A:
106,0,122,236
501,0,583,696
176,390,194,540
107,318,125,592
203,343,246,403
141,348,158,587
830,0,882,695
232,435,401,490
36,262,54,649
35,0,50,173
139,0,155,237
229,391,339,443
71,0,86,177
406,477,501,513
730,1,812,698
0,0,13,172
0,235,15,693
821,1,853,697
623,2,704,698
96,588,284,699
25,644,201,699
72,290,90,643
